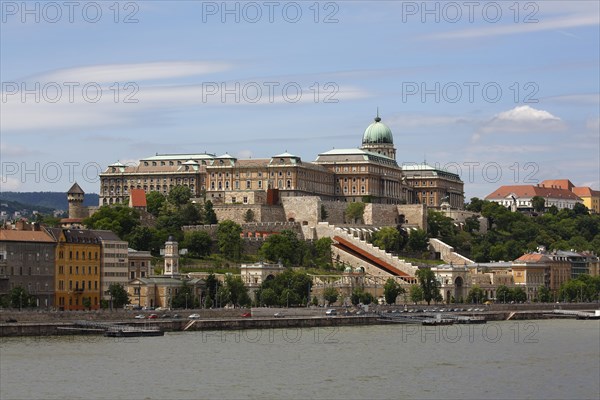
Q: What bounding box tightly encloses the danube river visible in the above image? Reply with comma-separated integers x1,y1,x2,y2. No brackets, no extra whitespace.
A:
1,319,599,399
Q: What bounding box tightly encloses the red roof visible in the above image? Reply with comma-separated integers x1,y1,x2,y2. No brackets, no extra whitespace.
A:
540,179,574,191
0,229,55,243
485,185,581,200
129,189,147,207
572,186,600,197
514,253,551,263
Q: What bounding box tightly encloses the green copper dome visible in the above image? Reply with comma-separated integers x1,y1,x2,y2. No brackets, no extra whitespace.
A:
362,116,393,144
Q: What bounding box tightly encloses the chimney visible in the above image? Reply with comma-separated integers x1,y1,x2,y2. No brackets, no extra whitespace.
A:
15,220,26,231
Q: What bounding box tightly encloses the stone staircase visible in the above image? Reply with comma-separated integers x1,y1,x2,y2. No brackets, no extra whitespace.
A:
428,238,474,265
315,223,419,279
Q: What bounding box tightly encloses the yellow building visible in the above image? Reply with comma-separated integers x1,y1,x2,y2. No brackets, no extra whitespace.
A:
127,277,203,309
48,228,102,311
572,187,600,213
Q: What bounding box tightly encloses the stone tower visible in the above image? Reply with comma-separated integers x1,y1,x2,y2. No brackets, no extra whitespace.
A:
67,182,87,219
164,236,179,276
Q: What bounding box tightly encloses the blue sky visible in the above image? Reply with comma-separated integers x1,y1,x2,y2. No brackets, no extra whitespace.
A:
1,0,599,200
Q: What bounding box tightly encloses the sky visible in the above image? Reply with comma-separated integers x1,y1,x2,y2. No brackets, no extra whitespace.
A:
1,0,599,201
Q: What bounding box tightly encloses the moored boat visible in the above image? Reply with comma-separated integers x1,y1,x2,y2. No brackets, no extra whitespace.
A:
104,326,164,337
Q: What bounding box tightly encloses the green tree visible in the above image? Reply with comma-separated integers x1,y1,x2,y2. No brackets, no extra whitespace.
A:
243,209,255,223
257,269,313,307
259,230,300,266
496,285,513,303
323,287,339,305
372,227,401,253
146,191,166,217
383,278,405,305
259,288,278,306
531,196,545,212
345,202,365,224
464,216,480,234
183,230,212,257
512,287,527,303
128,226,155,251
180,203,202,225
204,200,218,224
407,229,429,252
465,197,486,212
8,286,34,309
217,220,243,261
82,297,92,310
224,274,251,307
108,283,130,308
415,268,440,305
168,185,192,207
204,273,220,305
466,285,486,304
537,286,552,303
83,205,140,240
36,214,61,227
428,210,455,239
409,285,424,304
314,237,333,269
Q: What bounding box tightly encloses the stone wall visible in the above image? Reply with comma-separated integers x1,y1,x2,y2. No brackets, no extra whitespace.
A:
396,204,427,230
213,204,286,224
281,196,321,225
320,201,347,224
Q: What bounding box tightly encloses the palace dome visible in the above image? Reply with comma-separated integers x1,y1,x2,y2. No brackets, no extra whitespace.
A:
362,116,393,145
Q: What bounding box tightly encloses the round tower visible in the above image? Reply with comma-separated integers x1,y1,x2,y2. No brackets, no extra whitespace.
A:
67,182,86,219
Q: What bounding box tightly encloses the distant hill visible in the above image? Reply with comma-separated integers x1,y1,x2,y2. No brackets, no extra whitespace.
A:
0,198,56,216
0,191,99,212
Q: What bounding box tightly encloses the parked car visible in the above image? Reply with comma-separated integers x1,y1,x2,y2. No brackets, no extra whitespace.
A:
148,314,158,319
160,314,171,319
188,314,201,319
273,312,285,318
134,314,145,319
325,309,337,316
241,312,252,317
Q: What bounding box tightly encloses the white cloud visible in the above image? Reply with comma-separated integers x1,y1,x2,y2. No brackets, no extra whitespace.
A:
473,106,565,141
425,14,598,40
36,61,234,84
545,93,600,104
0,176,22,191
236,150,254,159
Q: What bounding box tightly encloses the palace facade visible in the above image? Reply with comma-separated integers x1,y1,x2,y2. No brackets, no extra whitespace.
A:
99,116,464,209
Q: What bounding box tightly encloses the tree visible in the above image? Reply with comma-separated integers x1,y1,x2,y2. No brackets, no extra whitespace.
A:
531,196,545,212
464,216,480,234
171,283,196,309
217,220,243,261
537,286,552,303
204,273,220,305
8,286,35,309
224,274,250,307
243,209,255,223
465,197,486,212
323,287,339,305
108,283,130,308
260,288,278,307
204,200,218,224
407,229,429,252
180,203,202,225
183,230,212,257
82,297,92,310
409,285,424,304
466,285,486,304
257,269,313,307
83,205,140,240
314,237,333,269
512,287,527,303
168,185,192,207
372,227,401,253
128,226,155,251
383,278,405,305
146,191,166,217
259,230,300,266
496,285,513,303
415,268,440,305
427,210,455,239
345,202,365,224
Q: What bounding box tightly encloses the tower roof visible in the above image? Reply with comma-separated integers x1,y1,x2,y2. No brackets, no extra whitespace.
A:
362,115,393,145
67,182,84,195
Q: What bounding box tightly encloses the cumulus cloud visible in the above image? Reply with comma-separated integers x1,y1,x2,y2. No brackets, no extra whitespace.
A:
472,106,565,141
0,176,22,191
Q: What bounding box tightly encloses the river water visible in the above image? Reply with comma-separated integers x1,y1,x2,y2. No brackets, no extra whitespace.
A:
1,319,599,399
